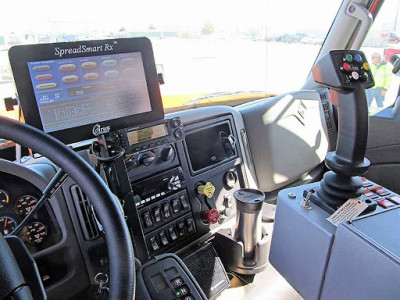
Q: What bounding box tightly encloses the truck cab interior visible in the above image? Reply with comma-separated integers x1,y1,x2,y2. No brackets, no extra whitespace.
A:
1,0,400,299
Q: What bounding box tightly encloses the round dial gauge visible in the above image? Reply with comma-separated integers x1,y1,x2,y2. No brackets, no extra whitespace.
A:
0,190,9,209
0,216,16,236
15,195,38,217
24,222,48,245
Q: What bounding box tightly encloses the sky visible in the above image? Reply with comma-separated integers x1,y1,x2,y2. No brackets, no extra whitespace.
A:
0,0,342,36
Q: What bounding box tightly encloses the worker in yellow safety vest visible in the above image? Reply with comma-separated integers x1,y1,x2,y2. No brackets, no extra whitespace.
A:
367,52,392,107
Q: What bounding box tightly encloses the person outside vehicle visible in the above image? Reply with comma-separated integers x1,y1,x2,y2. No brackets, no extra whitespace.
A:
367,52,392,107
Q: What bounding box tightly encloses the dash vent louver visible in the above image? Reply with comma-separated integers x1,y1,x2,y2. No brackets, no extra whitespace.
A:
71,185,102,240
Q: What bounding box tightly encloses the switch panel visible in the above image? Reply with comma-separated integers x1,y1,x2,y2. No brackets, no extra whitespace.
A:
138,190,192,234
141,254,207,300
145,212,197,255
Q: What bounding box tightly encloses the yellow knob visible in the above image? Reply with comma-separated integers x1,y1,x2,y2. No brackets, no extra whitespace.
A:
197,182,215,199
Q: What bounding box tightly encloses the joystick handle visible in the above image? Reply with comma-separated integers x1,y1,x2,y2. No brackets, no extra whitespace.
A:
311,50,374,212
327,89,370,176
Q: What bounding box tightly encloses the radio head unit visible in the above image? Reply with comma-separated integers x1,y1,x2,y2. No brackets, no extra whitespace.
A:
113,117,184,154
9,37,164,144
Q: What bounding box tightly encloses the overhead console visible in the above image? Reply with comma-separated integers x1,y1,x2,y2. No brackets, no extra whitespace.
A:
9,38,250,298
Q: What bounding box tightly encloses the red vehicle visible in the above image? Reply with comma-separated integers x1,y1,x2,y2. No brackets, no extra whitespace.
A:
382,32,400,43
384,47,400,62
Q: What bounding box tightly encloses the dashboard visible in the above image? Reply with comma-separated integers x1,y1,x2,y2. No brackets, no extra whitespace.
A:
0,37,332,299
0,105,254,299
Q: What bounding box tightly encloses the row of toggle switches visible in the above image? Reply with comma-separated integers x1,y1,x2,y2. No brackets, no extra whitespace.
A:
147,213,196,253
140,191,191,234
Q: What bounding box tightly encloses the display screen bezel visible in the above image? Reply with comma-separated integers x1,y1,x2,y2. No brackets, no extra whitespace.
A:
9,37,164,144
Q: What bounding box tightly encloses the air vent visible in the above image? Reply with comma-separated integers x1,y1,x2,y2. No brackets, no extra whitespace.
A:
71,185,101,240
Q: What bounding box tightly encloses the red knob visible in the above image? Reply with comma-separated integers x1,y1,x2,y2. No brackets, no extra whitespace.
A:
203,208,220,224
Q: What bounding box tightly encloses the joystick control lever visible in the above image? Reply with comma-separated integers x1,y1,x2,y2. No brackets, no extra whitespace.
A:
311,50,375,213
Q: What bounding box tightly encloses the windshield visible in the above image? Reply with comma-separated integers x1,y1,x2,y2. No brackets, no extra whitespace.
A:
0,0,341,112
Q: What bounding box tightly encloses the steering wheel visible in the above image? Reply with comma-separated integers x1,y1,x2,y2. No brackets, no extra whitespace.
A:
0,116,135,299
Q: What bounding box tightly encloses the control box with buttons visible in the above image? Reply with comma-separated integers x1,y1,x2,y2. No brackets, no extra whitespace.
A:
270,179,400,300
360,177,400,210
312,50,375,90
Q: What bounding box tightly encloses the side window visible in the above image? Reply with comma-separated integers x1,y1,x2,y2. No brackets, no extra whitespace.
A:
361,0,400,112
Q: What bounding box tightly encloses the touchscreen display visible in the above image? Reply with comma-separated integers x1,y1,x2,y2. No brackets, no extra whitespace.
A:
27,52,152,133
127,124,167,145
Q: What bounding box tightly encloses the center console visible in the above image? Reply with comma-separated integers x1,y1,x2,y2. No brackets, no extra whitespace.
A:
270,50,400,299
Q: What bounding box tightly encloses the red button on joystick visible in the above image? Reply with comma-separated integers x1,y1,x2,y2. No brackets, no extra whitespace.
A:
342,62,351,72
203,208,220,224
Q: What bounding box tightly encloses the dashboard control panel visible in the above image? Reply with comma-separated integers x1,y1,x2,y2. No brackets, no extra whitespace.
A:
126,144,179,182
133,169,197,255
112,117,185,155
146,212,196,254
139,190,192,234
131,167,186,208
83,115,243,261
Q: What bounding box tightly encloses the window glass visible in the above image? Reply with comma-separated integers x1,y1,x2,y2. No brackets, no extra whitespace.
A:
361,0,400,112
0,0,341,112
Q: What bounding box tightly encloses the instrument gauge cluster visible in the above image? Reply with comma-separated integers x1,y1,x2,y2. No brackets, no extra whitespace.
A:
24,221,48,245
0,189,9,209
0,174,62,253
0,216,17,236
15,195,38,217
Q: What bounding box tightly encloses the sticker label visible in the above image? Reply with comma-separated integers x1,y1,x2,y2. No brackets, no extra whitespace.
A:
327,198,368,227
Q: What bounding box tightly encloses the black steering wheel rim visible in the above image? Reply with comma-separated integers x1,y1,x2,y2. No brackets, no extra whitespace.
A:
0,116,135,299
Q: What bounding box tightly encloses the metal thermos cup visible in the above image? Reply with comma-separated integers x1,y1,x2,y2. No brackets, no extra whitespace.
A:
233,188,264,263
